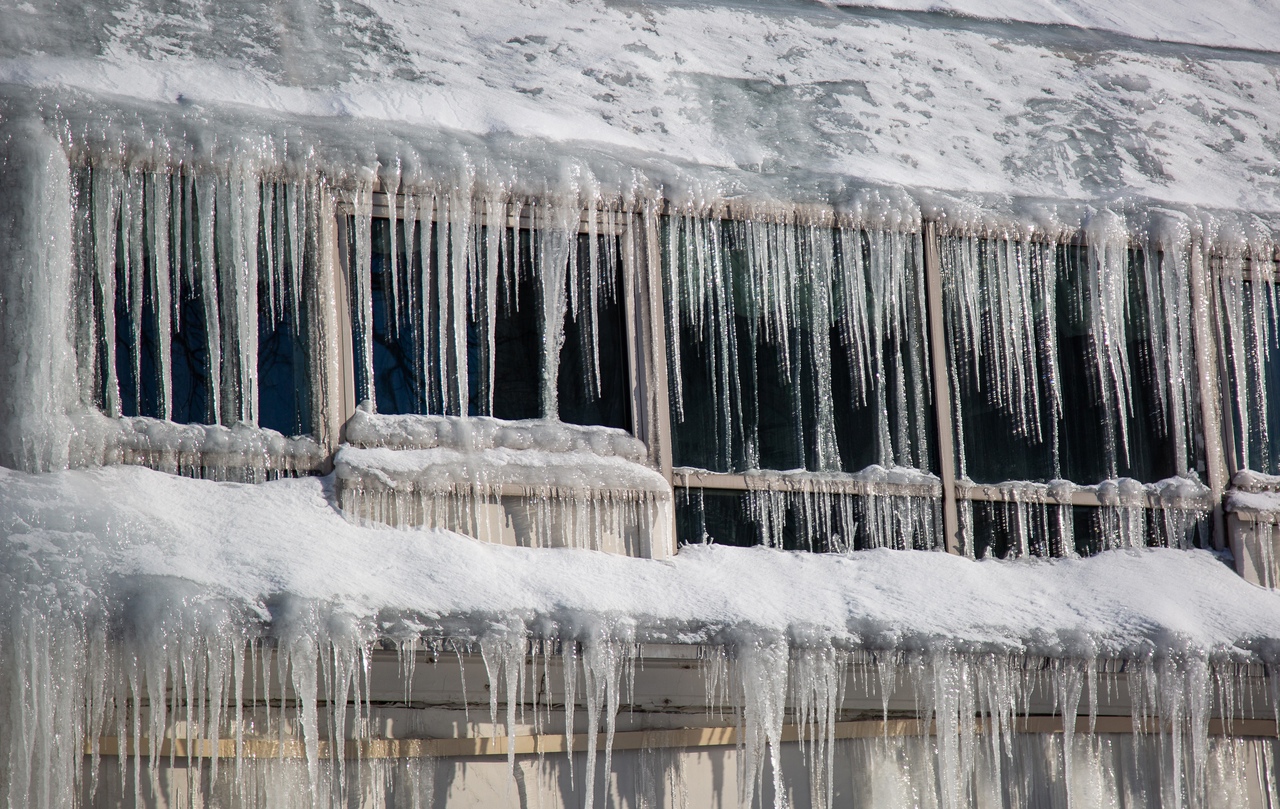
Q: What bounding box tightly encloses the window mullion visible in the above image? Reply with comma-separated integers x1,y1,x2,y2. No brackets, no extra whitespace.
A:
640,206,675,483
330,201,358,450
923,220,962,555
1190,245,1229,552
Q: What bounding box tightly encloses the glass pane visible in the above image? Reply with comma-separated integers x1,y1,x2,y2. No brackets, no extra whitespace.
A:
1221,268,1280,473
484,229,542,420
664,218,932,474
168,272,213,424
353,216,630,428
963,500,1208,559
675,487,941,552
89,172,219,425
944,239,1189,485
257,236,311,436
559,234,631,431
82,169,311,435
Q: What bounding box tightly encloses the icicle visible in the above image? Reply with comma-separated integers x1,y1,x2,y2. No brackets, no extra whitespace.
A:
92,166,122,416
123,171,144,413
450,192,473,416
483,195,501,414
1085,211,1136,475
196,174,223,425
353,182,375,410
735,638,788,809
480,623,526,776
385,162,402,343
149,171,173,421
581,635,626,809
538,202,578,419
234,168,260,425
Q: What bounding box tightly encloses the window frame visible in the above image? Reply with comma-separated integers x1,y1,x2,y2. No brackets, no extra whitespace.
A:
71,163,333,478
939,233,1226,557
331,188,660,457
656,212,949,551
659,217,1225,557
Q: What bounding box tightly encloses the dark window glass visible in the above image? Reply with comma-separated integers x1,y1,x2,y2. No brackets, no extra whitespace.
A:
945,241,1183,485
352,215,630,428
559,234,631,431
675,487,940,552
256,239,311,437
1221,270,1280,474
664,219,932,475
91,174,216,427
83,170,312,435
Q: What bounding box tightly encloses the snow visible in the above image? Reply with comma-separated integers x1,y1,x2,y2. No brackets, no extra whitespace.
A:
2,0,1280,216
1228,489,1280,512
3,464,1278,808
828,0,1280,52
1,464,1273,657
3,2,1280,804
344,409,647,461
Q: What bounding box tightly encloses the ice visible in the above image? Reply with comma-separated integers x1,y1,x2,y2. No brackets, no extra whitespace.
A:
4,1,1280,805
941,218,1203,486
957,476,1211,557
0,116,76,472
1,464,1280,806
335,410,672,555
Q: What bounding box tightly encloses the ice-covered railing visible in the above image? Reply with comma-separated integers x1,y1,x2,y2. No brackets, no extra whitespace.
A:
336,409,672,556
957,475,1212,558
676,465,944,551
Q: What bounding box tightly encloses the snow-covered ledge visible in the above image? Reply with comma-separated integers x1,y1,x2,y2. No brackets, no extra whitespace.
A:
65,410,328,481
336,408,674,559
1226,471,1280,588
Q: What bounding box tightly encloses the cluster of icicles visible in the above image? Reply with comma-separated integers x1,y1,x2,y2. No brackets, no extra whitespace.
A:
335,476,669,555
346,184,638,421
53,154,1276,556
954,477,1212,559
65,161,334,480
332,412,672,554
5,600,1279,809
663,215,933,474
743,487,941,553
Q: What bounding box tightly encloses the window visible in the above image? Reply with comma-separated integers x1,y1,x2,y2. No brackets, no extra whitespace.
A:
940,234,1209,556
344,195,632,431
72,166,317,440
663,215,941,551
1219,255,1280,475
66,163,1239,562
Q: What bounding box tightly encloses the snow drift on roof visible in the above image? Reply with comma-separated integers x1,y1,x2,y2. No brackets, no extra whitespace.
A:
2,0,1280,213
829,0,1280,52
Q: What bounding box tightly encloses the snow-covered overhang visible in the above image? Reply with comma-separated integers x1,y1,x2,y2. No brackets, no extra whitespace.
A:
1,0,1279,221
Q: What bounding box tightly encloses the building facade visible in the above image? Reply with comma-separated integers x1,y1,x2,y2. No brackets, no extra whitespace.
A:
3,0,1280,807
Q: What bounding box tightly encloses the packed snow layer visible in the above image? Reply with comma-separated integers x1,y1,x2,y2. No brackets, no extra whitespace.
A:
3,464,1278,658
2,0,1280,213
829,0,1280,52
